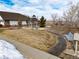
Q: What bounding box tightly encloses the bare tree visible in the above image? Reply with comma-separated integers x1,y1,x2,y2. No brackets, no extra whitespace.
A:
52,14,59,25
51,2,79,31
63,3,79,28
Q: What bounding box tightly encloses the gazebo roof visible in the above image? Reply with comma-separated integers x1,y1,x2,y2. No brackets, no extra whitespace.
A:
0,11,29,21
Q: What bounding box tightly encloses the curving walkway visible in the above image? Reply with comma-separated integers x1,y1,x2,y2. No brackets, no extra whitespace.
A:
47,30,67,56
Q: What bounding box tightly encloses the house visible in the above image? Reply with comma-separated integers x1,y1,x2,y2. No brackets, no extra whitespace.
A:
0,11,38,27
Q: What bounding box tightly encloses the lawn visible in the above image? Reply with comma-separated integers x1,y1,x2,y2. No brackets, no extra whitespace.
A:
0,28,58,51
0,29,4,33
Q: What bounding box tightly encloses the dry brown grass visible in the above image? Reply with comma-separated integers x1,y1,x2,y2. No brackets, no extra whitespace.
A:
0,28,58,51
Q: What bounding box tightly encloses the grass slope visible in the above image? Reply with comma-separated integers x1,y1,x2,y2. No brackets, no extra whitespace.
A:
0,29,58,51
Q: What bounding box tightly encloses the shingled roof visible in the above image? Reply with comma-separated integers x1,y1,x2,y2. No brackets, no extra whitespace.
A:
0,11,30,21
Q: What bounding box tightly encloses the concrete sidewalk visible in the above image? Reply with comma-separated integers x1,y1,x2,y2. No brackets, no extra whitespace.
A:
0,36,61,59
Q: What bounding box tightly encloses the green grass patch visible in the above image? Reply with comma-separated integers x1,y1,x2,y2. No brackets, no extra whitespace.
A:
0,29,4,33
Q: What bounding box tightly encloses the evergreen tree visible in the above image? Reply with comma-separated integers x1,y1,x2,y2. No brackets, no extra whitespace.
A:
39,16,46,27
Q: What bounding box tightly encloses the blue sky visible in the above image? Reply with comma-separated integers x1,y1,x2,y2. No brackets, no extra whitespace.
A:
0,0,79,20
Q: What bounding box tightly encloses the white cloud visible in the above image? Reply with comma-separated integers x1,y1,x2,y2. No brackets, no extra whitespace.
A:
0,0,79,20
0,3,11,11
28,0,40,4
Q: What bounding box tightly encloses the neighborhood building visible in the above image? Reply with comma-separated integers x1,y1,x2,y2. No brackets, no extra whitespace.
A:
0,11,38,28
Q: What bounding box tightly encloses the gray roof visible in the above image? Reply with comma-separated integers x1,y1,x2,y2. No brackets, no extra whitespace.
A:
0,11,30,21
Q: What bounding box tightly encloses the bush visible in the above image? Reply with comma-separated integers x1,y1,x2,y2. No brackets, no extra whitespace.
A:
0,24,3,27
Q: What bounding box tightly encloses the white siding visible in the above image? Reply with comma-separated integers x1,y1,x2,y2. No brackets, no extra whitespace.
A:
10,21,27,26
22,21,26,25
0,16,4,25
10,21,18,26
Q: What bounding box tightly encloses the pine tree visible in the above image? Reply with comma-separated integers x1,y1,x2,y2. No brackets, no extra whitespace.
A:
39,16,46,27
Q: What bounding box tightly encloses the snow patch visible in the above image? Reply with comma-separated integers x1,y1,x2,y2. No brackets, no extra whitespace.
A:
0,40,24,59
